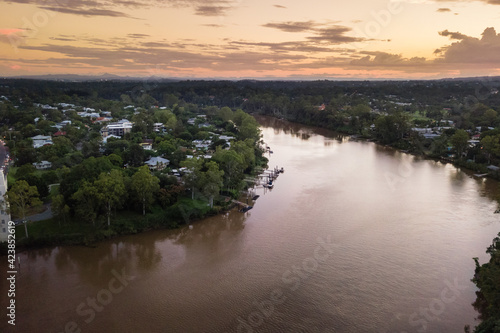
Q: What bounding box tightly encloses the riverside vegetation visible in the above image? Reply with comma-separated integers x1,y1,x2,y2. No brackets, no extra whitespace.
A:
1,78,499,332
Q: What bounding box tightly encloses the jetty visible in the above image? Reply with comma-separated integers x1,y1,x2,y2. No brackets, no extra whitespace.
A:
232,199,253,213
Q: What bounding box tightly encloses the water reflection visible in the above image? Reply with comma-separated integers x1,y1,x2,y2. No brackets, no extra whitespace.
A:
256,115,346,142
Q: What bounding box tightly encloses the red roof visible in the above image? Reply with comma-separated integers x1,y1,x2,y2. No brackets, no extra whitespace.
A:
54,131,66,136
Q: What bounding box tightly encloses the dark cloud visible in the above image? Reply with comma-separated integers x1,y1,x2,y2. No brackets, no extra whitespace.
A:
307,26,365,44
49,36,78,41
436,8,451,12
262,21,315,33
127,33,150,38
435,27,500,64
263,21,366,44
350,52,428,67
1,0,240,17
14,41,310,72
273,4,286,8
39,6,132,17
202,24,224,28
194,5,230,16
438,29,468,40
230,40,336,53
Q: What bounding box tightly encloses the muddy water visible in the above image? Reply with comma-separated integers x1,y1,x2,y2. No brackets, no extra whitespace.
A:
1,116,499,333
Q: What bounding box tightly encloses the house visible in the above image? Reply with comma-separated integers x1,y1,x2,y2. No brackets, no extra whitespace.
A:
32,160,52,170
31,135,53,148
100,121,133,138
102,134,121,144
145,156,170,170
0,170,11,242
219,135,235,141
153,123,164,132
94,117,112,123
53,131,66,137
140,140,153,150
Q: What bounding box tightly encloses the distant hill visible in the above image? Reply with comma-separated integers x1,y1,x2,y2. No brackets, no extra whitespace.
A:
5,73,181,82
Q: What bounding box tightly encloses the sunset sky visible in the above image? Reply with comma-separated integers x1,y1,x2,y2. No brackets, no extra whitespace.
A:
1,0,500,79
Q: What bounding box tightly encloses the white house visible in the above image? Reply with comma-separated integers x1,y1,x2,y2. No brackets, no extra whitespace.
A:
153,123,164,132
100,121,133,138
0,170,11,242
102,134,121,144
145,156,170,170
32,160,52,170
31,135,53,149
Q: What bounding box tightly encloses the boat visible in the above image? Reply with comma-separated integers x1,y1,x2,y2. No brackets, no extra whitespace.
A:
240,206,253,213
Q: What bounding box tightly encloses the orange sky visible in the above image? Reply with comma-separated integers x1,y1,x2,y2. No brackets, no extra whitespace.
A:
1,0,500,79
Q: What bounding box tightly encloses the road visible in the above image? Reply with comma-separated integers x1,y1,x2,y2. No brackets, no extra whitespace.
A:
0,139,9,173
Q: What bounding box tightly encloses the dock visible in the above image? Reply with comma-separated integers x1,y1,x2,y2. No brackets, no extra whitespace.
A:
474,173,489,177
232,199,253,212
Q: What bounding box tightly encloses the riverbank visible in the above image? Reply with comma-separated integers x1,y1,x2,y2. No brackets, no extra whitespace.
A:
262,113,500,183
1,165,272,254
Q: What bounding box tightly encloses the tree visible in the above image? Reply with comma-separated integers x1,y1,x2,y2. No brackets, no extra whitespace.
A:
201,161,224,208
125,144,145,167
51,194,70,226
72,181,100,226
5,180,42,238
95,170,127,226
131,166,160,215
181,157,204,199
480,135,500,164
451,129,469,159
218,106,233,122
212,148,245,192
472,233,500,333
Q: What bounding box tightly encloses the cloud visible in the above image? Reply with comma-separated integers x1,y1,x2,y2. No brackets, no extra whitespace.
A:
127,33,150,38
262,21,315,33
202,24,224,28
435,27,500,64
273,4,286,8
194,5,231,16
0,28,24,35
394,0,500,4
307,26,365,44
0,28,26,46
39,6,132,17
1,0,240,18
263,21,366,44
436,7,451,12
350,51,428,67
438,29,468,40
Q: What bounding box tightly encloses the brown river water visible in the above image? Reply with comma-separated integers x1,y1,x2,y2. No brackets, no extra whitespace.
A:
1,116,500,333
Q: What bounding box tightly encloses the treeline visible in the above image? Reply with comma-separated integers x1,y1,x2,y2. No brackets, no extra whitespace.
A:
470,233,500,332
3,94,265,243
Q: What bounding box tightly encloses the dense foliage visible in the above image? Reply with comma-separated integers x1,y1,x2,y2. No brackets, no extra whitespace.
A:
472,233,500,333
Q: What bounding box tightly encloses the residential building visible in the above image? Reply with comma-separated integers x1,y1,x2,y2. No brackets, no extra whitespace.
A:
140,139,154,150
145,156,170,170
102,134,121,144
32,160,52,170
53,131,66,137
0,170,11,242
100,121,133,138
31,135,53,148
153,123,164,132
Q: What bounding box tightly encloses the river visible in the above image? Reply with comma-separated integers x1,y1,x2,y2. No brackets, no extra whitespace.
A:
1,116,499,333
